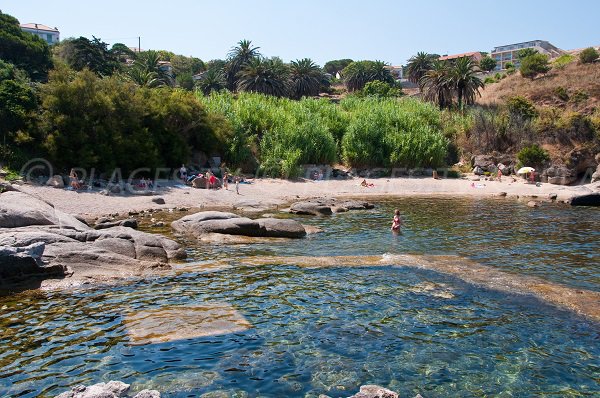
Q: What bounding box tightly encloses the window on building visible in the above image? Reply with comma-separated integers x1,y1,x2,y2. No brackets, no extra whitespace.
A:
47,33,53,42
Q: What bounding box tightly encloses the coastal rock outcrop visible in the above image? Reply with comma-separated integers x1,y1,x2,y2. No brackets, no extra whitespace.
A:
0,190,185,287
289,198,374,216
172,211,306,239
55,380,160,398
570,192,600,206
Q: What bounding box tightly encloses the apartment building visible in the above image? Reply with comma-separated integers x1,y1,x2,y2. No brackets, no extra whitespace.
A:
491,40,563,70
20,23,60,45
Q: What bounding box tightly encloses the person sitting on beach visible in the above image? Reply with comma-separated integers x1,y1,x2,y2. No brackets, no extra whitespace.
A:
361,179,374,187
391,209,402,232
69,169,81,190
179,164,187,182
209,172,217,189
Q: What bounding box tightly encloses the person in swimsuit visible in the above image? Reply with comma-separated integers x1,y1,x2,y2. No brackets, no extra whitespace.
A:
391,209,402,231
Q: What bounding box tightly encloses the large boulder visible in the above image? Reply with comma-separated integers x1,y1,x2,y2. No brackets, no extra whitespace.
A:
570,193,600,206
0,191,89,230
0,242,65,281
471,155,496,172
290,198,374,216
0,191,185,286
172,211,306,239
541,165,577,185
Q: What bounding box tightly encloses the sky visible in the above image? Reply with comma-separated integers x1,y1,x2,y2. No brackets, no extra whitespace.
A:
3,0,600,66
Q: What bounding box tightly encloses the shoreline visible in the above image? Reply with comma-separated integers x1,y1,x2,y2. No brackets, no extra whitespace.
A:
14,176,598,218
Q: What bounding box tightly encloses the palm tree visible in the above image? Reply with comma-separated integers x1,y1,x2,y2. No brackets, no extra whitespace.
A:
420,60,453,109
126,67,163,88
195,68,226,95
406,52,436,86
127,50,172,87
449,56,484,110
237,57,290,97
289,58,325,99
342,60,394,92
226,39,261,91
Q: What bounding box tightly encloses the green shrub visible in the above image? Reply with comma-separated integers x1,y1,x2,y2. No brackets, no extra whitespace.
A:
569,89,589,104
553,86,569,101
553,54,575,68
520,53,551,79
507,96,537,119
579,47,599,64
517,144,550,167
357,80,402,98
484,77,496,84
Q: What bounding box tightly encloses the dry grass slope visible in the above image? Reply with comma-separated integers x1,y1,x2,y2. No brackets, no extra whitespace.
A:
478,62,600,113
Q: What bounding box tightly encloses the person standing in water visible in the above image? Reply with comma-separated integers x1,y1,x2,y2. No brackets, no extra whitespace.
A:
391,209,402,232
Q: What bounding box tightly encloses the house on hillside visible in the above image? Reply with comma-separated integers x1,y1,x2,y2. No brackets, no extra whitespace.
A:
384,65,404,80
439,51,483,63
491,40,563,70
20,23,59,45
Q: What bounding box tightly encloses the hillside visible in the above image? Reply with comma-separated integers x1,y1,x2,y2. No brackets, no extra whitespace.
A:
478,61,600,113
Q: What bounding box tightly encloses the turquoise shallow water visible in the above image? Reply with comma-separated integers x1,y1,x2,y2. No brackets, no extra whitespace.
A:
1,198,599,397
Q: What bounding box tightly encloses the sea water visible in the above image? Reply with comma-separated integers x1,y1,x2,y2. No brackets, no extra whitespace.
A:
1,198,598,397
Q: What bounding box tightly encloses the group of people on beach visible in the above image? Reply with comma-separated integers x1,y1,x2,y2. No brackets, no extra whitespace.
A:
180,164,241,194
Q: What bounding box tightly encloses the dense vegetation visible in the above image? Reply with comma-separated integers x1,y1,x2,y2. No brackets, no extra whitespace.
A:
198,92,451,177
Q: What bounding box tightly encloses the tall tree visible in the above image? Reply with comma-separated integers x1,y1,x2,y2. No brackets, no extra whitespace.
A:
479,56,497,72
225,39,261,91
450,57,484,110
420,60,453,109
126,50,173,87
323,59,353,76
289,58,325,99
0,11,52,81
0,60,37,164
237,57,290,97
196,68,227,95
406,52,437,86
55,36,120,76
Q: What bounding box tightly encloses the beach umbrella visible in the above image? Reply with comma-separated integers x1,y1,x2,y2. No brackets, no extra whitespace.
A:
517,167,535,174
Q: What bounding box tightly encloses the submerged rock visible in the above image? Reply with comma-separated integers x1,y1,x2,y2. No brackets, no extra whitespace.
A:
318,385,405,398
289,198,374,216
55,381,160,398
172,211,306,239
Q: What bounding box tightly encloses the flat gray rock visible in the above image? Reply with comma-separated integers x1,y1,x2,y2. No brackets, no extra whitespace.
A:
172,211,306,239
0,191,185,287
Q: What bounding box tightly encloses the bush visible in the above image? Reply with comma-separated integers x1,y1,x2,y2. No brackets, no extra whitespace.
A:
357,80,402,98
479,56,497,72
517,144,550,168
553,86,569,101
484,77,496,84
553,54,575,69
579,47,599,64
569,90,589,104
37,68,225,173
507,96,537,120
520,53,551,79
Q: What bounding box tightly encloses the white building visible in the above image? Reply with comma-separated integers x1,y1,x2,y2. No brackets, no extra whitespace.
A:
20,23,60,45
490,40,563,70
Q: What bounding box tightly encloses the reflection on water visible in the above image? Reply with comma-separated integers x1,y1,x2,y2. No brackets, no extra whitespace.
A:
1,198,599,397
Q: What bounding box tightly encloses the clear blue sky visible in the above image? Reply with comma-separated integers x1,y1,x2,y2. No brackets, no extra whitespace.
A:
3,0,599,66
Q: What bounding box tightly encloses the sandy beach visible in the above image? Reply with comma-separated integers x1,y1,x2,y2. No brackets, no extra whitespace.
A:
16,176,597,217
